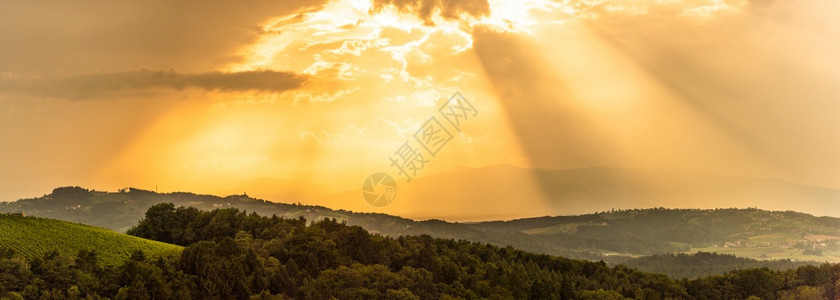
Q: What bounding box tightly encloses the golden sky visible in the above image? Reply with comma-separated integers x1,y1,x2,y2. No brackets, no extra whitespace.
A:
0,0,838,217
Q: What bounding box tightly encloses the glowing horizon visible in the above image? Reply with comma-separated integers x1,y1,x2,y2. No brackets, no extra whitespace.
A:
1,0,839,219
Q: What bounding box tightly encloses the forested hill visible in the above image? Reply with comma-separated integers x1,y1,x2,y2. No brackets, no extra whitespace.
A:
3,186,839,265
4,203,836,299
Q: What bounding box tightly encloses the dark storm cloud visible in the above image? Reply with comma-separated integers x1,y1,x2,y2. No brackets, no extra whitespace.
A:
0,69,308,99
370,0,490,24
0,0,329,76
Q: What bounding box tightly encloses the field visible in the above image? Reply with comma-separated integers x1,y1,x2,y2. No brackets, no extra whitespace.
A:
0,214,182,265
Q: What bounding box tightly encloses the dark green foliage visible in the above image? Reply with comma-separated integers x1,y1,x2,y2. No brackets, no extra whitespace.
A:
48,187,91,205
624,252,811,279
1,204,838,299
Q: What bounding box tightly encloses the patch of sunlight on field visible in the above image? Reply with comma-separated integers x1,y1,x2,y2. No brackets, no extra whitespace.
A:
748,233,800,243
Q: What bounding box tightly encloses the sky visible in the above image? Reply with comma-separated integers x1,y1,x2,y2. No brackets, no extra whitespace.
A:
0,0,838,217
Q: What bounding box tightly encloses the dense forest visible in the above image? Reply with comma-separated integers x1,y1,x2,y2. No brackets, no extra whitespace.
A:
0,203,836,299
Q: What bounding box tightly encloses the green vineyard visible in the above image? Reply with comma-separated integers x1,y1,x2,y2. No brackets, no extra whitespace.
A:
0,214,181,265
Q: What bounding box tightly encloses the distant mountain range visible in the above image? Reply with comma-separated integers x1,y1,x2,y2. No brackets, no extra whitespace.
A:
2,184,839,266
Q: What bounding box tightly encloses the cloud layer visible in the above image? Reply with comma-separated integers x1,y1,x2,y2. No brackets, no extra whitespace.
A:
0,70,307,99
0,0,328,75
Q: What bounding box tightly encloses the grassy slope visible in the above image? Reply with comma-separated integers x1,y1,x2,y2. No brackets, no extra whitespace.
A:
0,214,181,265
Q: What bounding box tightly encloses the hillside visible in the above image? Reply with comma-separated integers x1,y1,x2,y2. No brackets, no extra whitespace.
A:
0,186,352,232
2,186,838,266
3,204,837,299
0,213,181,265
623,252,811,279
469,208,840,262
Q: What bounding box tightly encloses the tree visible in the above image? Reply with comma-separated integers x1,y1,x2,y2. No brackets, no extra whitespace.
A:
579,289,624,300
127,203,178,243
0,257,31,294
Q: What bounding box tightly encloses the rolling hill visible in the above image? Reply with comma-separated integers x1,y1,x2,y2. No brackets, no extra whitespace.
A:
468,208,840,261
0,213,181,265
2,186,839,266
6,203,836,299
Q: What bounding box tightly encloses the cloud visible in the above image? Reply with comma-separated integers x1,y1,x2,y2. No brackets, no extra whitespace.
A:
0,0,328,76
0,69,308,99
370,0,491,24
